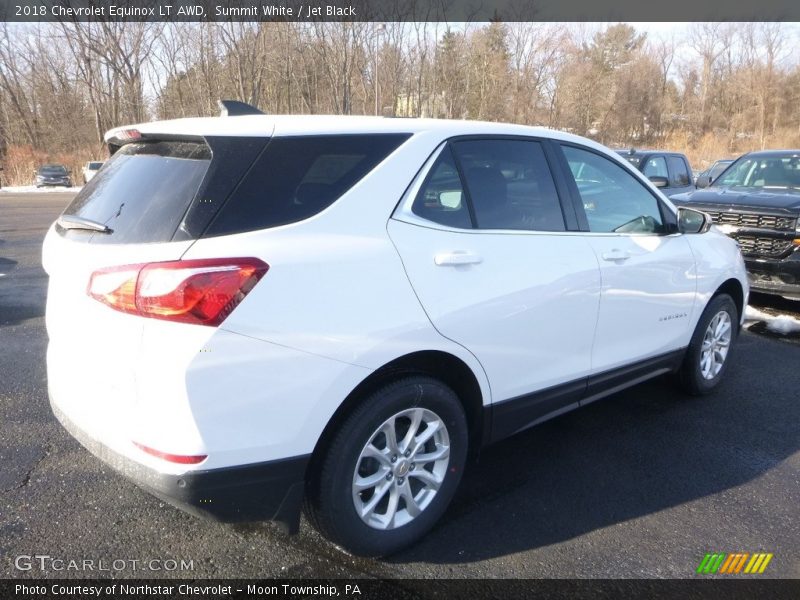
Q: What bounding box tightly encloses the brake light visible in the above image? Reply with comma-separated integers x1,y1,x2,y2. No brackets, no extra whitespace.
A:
88,258,268,326
116,128,142,141
133,442,207,464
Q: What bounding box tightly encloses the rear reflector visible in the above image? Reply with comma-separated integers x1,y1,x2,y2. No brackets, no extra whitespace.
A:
133,442,207,465
88,257,268,326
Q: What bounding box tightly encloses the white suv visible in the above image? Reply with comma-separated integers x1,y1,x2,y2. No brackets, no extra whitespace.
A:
43,104,748,556
81,161,104,184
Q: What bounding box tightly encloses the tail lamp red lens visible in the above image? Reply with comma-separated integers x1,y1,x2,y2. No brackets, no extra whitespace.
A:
133,442,207,465
88,258,269,326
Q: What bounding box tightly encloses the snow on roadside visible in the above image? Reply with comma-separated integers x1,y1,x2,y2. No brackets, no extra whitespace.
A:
0,185,82,193
745,305,800,335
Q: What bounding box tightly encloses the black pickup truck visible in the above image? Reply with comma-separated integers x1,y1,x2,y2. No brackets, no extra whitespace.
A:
671,150,800,300
617,149,695,199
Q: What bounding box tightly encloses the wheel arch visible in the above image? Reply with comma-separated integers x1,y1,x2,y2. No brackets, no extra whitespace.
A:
714,277,745,322
307,350,487,480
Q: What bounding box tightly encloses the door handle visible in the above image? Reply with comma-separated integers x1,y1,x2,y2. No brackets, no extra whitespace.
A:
601,249,631,262
434,252,483,266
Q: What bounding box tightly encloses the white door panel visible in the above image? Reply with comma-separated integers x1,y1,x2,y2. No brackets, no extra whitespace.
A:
388,220,601,402
586,234,697,372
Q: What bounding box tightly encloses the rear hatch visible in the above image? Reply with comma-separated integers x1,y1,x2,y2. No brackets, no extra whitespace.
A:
43,134,268,449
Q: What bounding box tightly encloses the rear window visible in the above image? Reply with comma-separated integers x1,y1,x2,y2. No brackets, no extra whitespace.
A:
617,153,642,168
59,141,211,244
204,134,410,237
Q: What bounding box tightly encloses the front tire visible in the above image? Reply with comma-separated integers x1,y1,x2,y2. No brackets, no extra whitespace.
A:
678,293,738,395
304,376,468,557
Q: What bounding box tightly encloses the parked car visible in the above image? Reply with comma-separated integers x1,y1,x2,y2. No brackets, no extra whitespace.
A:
35,164,72,188
43,104,748,557
82,161,104,184
695,159,734,189
672,150,800,301
617,149,695,199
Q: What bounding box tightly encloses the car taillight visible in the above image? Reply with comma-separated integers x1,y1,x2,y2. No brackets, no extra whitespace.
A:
88,258,268,326
116,128,142,141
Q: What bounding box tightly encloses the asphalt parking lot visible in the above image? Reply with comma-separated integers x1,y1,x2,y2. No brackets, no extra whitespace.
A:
1,192,799,579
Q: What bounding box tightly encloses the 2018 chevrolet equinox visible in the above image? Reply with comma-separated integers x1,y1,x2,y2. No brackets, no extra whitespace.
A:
43,102,748,556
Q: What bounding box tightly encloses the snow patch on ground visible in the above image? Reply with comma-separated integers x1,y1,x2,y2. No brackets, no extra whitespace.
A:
745,306,800,335
0,185,82,193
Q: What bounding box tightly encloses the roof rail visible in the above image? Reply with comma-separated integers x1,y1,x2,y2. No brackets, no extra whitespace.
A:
218,100,265,117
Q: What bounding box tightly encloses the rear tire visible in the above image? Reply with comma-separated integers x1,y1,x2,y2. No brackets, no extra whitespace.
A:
678,293,738,395
304,376,468,557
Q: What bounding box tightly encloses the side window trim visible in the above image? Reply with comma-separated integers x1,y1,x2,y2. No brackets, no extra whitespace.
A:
542,138,581,231
550,142,591,232
393,142,474,231
447,142,478,228
391,141,447,219
554,142,678,235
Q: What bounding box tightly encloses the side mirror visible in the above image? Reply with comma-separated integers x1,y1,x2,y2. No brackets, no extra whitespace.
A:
695,175,711,189
649,175,669,188
439,190,463,209
677,207,712,234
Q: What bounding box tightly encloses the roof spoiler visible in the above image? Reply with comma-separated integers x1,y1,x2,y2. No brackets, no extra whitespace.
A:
218,100,265,117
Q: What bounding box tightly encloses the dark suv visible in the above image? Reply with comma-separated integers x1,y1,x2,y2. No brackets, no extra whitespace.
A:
671,150,800,300
617,149,695,199
35,164,72,188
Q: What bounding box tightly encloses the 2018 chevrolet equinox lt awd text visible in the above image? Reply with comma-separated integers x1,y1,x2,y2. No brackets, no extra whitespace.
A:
44,102,748,556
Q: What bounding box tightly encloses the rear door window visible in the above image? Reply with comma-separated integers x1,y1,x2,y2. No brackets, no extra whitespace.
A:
205,134,410,237
59,141,211,244
667,156,691,186
452,139,565,232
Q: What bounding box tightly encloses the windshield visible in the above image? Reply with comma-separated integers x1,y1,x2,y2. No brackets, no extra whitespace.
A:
709,161,732,180
714,154,800,189
87,162,103,169
39,165,67,175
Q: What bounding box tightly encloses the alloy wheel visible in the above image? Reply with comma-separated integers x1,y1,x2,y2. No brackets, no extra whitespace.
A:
351,407,450,530
700,310,732,380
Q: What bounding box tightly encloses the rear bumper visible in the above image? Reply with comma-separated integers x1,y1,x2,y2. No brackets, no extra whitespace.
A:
50,395,309,533
746,252,800,299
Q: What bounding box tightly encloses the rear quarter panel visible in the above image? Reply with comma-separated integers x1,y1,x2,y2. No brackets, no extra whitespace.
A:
180,130,492,403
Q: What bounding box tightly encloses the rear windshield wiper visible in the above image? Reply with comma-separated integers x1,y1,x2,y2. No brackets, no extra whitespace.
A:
57,215,112,234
